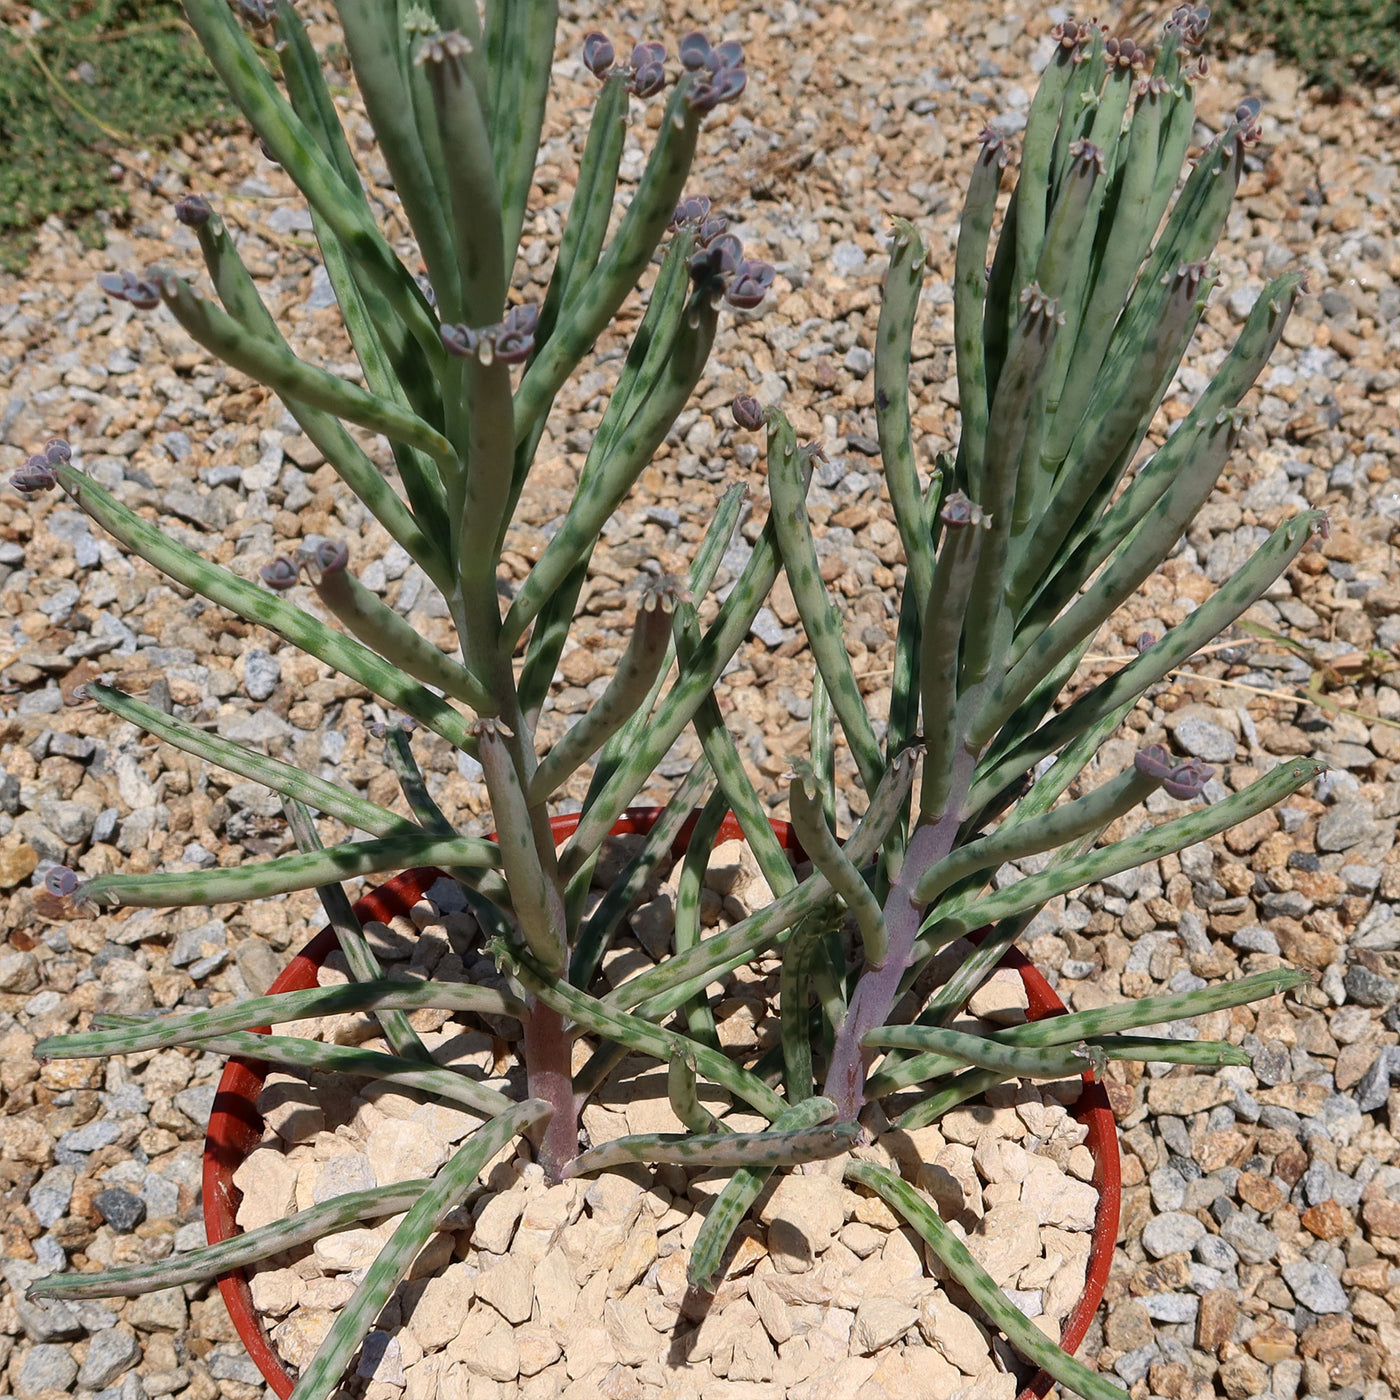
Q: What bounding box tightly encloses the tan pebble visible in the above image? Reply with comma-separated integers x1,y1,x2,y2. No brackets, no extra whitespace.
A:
475,1255,536,1325
966,968,1030,1026
515,1323,562,1377
851,1194,900,1230
918,1291,990,1374
533,1245,580,1328
918,1143,982,1220
1065,1145,1095,1182
1019,1155,1098,1231
603,1296,654,1367
727,1324,777,1382
472,1189,526,1255
838,1221,884,1258
271,1308,336,1370
248,1266,299,1317
607,1222,658,1297
852,1295,919,1354
402,1354,442,1400
562,1324,613,1379
407,1262,475,1351
300,1275,355,1310
257,1072,324,1144
313,1225,390,1272
356,1331,405,1386
956,1370,1017,1400
878,1124,946,1180
232,1146,298,1231
964,1203,1041,1287
366,1117,450,1187
749,1272,792,1345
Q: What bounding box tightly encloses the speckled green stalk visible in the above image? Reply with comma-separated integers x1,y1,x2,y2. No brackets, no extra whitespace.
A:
565,1119,858,1177
686,1095,839,1292
52,463,478,752
788,762,886,969
975,513,1325,803
84,683,415,840
311,564,488,711
766,411,884,793
846,1161,1127,1400
159,275,453,470
530,583,679,803
26,1180,431,1298
37,977,525,1061
914,762,1162,906
74,830,502,911
495,939,787,1122
287,1099,551,1400
925,759,1327,945
175,1030,512,1117
875,218,934,610
476,721,567,975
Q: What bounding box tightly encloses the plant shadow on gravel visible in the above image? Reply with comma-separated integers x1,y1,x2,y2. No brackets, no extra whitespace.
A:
0,0,231,271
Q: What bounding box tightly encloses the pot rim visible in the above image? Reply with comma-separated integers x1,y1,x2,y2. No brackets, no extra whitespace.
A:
202,807,1120,1400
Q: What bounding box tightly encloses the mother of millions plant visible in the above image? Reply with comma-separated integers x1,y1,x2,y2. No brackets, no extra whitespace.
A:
21,5,1325,1399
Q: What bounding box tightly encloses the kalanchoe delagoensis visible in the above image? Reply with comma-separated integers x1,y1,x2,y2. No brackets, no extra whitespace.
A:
17,9,1331,1400
627,41,667,98
174,195,212,228
258,556,299,591
44,867,80,898
581,31,615,79
97,270,162,311
731,395,764,431
10,438,70,496
724,259,775,310
1162,759,1217,801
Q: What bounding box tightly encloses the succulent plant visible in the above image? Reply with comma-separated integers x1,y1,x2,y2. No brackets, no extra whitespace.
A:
22,7,1327,1400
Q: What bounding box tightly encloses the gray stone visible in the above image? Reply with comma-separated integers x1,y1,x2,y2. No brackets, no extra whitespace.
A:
58,1119,122,1154
173,1084,217,1123
124,1286,188,1332
1141,1292,1198,1323
1356,1047,1398,1113
1282,1259,1348,1313
1113,1344,1158,1385
94,1187,146,1232
1174,716,1236,762
79,1327,141,1388
1317,804,1375,852
242,648,281,701
1220,1214,1278,1264
1142,1211,1206,1259
170,919,226,968
1232,925,1280,955
1149,1166,1187,1213
305,264,338,310
27,1164,75,1228
1344,963,1396,1007
17,1342,79,1397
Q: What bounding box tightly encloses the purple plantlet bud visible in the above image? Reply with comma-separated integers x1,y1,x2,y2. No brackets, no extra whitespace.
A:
440,323,478,358
629,60,666,99
174,195,212,228
712,40,745,71
696,216,730,247
708,233,744,275
1133,744,1176,781
1067,139,1106,176
641,574,690,614
236,0,273,23
493,326,535,365
415,274,438,310
631,42,666,69
302,539,350,578
688,65,746,113
1162,759,1215,801
43,439,71,464
1136,631,1159,653
670,195,711,229
45,866,80,898
679,31,713,71
10,458,58,496
1314,513,1331,542
582,31,614,78
731,394,764,431
725,259,775,310
414,30,472,67
940,490,986,529
976,127,1008,169
687,243,729,293
259,556,300,590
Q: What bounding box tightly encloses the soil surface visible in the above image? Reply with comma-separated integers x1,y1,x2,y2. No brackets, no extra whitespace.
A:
1,2,1399,1399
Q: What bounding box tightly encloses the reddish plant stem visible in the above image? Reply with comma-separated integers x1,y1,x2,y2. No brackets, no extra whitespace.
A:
823,746,977,1120
523,1002,577,1182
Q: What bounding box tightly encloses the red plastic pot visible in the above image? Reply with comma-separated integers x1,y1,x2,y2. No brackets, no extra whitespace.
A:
203,808,1119,1399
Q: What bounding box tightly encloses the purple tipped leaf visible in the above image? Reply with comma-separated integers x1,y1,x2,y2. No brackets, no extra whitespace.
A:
582,31,615,78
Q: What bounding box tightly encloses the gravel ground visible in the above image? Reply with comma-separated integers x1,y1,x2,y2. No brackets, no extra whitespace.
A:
1,1,1399,1398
